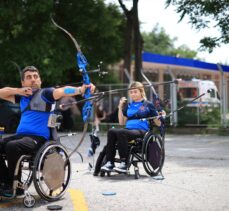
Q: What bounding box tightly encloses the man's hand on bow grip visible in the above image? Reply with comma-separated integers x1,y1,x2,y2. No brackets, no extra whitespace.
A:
81,83,96,96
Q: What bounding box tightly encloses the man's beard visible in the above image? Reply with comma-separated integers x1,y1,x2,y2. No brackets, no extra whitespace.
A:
31,83,41,89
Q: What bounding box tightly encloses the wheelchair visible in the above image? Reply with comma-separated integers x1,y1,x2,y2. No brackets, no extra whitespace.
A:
93,120,165,179
0,116,71,208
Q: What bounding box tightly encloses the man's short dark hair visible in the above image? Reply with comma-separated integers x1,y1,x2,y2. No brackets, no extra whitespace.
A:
21,66,40,80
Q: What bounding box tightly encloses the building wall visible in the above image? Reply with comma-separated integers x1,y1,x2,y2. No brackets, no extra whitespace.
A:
142,61,229,108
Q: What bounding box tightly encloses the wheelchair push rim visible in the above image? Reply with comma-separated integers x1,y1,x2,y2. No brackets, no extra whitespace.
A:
142,133,165,176
33,142,71,202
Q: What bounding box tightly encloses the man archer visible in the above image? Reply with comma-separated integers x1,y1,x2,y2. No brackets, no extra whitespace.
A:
0,65,95,197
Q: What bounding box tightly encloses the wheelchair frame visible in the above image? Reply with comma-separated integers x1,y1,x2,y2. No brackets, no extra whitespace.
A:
94,120,165,179
1,123,72,208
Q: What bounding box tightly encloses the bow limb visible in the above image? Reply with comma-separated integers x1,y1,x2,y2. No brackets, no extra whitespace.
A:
51,17,93,157
68,123,88,158
51,17,81,52
141,70,163,110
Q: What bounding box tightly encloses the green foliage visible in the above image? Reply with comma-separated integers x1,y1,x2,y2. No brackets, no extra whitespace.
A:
142,25,175,55
165,0,229,52
177,107,199,126
178,106,221,127
142,25,197,59
200,107,221,127
171,45,197,59
0,0,125,87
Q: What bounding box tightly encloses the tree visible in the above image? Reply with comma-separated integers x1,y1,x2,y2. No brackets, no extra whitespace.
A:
166,0,229,52
0,0,125,87
171,45,197,59
118,0,143,81
142,25,197,59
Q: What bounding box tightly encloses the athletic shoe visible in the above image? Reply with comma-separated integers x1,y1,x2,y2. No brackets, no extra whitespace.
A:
114,162,127,173
101,161,114,172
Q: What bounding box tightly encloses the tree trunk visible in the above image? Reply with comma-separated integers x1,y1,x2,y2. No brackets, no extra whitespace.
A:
133,0,142,81
123,12,133,83
118,0,143,82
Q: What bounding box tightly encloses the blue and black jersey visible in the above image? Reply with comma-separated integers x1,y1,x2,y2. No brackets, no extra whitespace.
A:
123,100,158,131
15,88,55,140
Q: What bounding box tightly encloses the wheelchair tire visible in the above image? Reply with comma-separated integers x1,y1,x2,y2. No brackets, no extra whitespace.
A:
23,194,36,208
33,142,71,202
142,132,165,176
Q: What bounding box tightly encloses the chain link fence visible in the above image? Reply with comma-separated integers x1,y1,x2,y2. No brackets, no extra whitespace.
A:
93,80,228,128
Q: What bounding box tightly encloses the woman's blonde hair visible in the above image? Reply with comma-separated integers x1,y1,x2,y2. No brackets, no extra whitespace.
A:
129,81,146,100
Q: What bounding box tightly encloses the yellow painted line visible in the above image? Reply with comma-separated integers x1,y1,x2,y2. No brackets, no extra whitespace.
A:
68,189,88,211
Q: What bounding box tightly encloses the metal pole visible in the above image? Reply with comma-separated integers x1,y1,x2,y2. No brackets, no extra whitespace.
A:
141,69,158,95
168,68,178,127
109,85,112,113
197,106,200,125
124,68,131,83
217,63,227,128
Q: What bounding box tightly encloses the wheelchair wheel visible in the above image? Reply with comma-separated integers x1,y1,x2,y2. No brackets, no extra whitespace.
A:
23,194,36,208
33,142,71,202
142,132,165,176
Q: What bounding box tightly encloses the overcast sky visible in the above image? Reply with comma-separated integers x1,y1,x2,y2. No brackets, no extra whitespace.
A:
106,0,229,65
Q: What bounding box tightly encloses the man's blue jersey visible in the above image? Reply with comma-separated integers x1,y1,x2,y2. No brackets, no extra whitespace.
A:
123,100,158,131
15,88,55,140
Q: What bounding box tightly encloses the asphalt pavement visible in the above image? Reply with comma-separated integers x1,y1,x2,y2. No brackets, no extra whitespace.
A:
1,133,229,211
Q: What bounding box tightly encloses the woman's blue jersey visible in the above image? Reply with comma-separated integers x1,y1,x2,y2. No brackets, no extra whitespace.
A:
123,100,158,131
